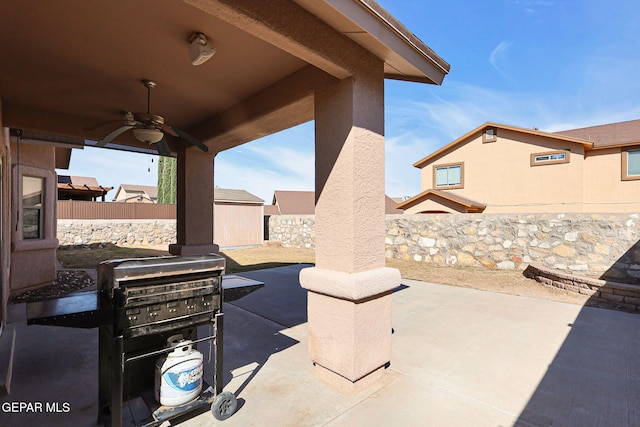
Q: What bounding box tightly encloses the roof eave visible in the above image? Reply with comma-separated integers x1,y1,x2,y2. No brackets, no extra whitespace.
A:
591,140,640,150
413,122,596,169
396,188,486,211
296,0,450,85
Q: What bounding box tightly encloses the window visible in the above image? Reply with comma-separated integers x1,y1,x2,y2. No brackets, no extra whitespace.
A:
530,150,570,166
535,153,565,162
22,176,43,239
482,127,497,143
434,162,464,189
622,149,640,181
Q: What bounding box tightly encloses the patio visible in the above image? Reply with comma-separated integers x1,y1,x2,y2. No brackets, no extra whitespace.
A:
2,264,639,426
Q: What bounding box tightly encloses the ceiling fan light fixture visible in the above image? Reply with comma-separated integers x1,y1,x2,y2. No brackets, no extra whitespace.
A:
189,32,216,66
133,127,164,144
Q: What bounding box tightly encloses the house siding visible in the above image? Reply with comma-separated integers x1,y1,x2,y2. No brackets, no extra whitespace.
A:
403,197,466,214
419,129,586,213
583,147,640,212
10,142,57,293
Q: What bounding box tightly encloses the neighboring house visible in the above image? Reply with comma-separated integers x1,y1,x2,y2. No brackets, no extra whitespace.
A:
268,190,403,214
112,184,158,204
57,175,112,201
398,119,640,214
270,190,316,214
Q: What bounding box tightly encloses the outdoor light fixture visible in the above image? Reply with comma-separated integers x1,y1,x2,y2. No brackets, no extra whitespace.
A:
189,32,216,66
133,127,164,144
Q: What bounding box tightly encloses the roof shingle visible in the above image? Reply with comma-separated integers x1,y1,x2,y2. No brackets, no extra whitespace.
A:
554,118,640,148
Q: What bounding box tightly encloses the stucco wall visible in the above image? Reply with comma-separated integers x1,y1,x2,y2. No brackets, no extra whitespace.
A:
583,148,640,212
269,213,640,284
419,129,588,213
214,203,264,247
10,142,58,292
1,114,9,325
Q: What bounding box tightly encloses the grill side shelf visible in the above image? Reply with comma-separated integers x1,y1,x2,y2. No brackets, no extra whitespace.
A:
26,275,264,329
26,291,112,328
222,275,264,302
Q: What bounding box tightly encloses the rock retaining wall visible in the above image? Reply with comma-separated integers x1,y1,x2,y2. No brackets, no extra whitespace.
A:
524,263,640,312
57,219,176,246
269,213,640,284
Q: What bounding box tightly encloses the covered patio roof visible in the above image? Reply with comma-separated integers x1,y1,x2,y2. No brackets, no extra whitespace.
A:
0,0,451,398
0,0,449,154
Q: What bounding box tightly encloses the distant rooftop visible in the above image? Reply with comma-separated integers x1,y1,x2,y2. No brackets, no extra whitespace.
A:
271,190,403,214
554,118,640,148
214,188,264,204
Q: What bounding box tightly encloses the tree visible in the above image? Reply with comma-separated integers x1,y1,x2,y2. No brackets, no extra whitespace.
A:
157,156,177,204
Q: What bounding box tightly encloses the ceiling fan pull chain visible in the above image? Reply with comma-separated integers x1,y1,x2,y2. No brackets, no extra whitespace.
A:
147,83,151,114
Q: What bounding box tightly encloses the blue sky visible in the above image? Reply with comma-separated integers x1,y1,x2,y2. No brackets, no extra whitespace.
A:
59,0,640,203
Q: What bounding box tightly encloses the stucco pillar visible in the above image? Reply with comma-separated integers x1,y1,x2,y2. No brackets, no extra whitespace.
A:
169,146,218,256
300,66,401,393
0,103,7,330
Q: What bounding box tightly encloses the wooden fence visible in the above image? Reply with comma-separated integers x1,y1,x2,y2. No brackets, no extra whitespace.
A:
57,200,176,219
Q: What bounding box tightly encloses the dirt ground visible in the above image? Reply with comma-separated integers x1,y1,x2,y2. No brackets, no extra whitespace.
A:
13,244,593,307
386,258,591,306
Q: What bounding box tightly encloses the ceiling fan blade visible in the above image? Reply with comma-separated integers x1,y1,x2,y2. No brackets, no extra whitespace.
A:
84,119,126,131
159,123,179,137
96,125,134,147
156,138,171,156
172,127,209,152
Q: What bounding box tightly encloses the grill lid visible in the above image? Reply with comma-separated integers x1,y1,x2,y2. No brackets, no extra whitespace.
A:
102,254,225,281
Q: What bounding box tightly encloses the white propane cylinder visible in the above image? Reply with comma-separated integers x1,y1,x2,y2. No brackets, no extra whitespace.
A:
155,335,204,406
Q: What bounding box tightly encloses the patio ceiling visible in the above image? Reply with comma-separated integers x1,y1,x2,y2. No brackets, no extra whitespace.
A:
0,0,448,154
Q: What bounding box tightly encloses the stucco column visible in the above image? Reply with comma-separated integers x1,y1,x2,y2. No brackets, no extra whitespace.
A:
169,146,219,256
300,65,401,393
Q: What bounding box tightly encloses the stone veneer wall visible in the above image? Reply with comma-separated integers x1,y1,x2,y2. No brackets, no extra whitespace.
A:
269,213,640,284
57,219,176,246
524,263,640,312
268,215,316,249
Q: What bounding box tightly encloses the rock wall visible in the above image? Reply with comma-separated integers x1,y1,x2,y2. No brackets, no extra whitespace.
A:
524,263,640,312
268,215,315,249
269,213,640,284
57,219,176,246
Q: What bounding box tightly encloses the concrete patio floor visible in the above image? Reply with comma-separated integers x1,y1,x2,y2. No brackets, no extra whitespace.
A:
2,263,639,426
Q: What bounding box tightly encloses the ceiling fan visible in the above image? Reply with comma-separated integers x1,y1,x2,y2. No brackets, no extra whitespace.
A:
95,79,208,156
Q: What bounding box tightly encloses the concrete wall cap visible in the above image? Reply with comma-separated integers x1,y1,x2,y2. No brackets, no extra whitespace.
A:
300,266,400,300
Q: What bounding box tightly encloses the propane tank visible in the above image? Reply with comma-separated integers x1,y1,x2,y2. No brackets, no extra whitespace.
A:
155,334,204,406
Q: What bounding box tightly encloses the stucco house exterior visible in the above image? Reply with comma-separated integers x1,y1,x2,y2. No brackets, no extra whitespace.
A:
398,119,640,214
112,184,158,204
0,0,449,396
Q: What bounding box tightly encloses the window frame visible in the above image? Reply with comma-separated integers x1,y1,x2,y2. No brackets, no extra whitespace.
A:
22,175,44,240
433,162,464,189
11,164,57,252
622,148,640,181
530,150,570,167
482,127,497,143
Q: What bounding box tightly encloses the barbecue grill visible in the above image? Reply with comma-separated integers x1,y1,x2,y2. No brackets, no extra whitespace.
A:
27,254,263,427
